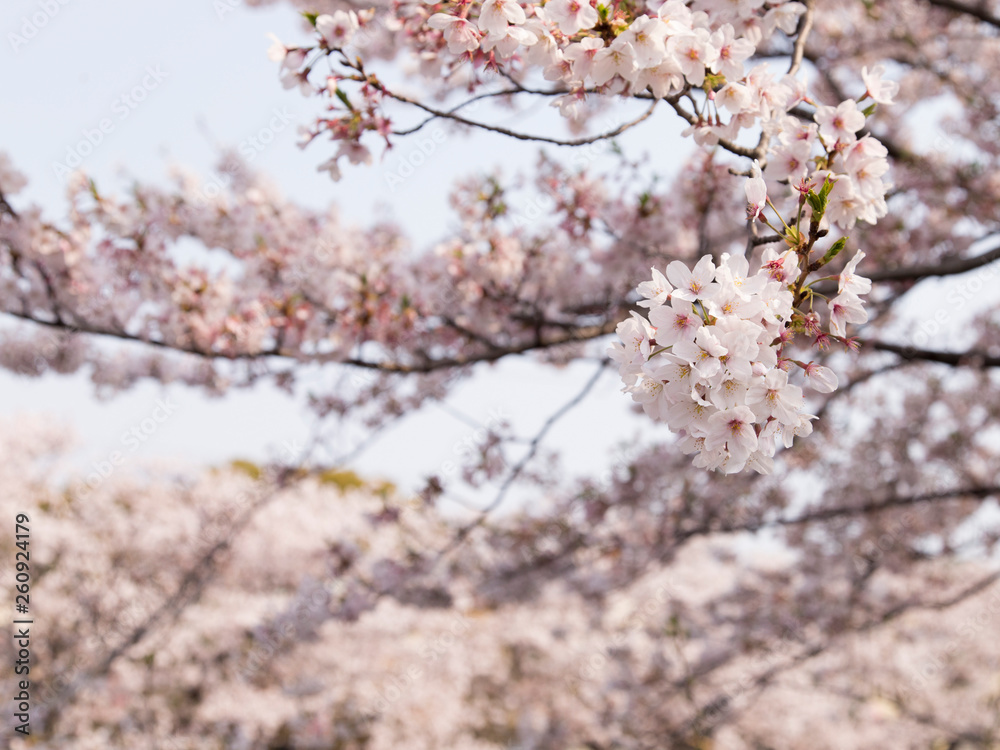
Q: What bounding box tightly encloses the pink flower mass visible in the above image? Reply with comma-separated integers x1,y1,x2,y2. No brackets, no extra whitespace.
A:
2,0,1000,748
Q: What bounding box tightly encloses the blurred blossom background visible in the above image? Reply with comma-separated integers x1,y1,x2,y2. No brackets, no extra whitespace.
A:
2,0,1000,748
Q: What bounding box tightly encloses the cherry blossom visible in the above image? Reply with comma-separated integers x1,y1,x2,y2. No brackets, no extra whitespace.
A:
5,0,1000,743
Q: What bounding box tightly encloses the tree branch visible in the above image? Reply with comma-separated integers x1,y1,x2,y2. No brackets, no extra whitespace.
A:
431,360,608,563
382,86,659,146
0,307,618,372
861,340,1000,369
680,485,999,538
866,239,1000,283
690,567,1000,739
924,0,1000,28
787,0,815,76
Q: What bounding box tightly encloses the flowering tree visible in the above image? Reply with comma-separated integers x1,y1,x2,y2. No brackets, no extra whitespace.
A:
2,0,1000,746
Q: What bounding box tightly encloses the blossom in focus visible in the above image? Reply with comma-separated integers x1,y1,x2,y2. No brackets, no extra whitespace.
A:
637,267,673,308
828,291,868,337
861,64,899,105
613,248,871,474
478,0,527,37
428,15,482,54
816,100,866,143
744,160,767,221
544,0,598,34
838,249,872,295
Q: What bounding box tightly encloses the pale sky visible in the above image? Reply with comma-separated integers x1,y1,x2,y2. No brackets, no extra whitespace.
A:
1,0,993,511
0,0,676,506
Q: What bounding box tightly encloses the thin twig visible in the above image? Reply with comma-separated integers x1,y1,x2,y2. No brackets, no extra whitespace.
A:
430,360,608,563
382,87,659,147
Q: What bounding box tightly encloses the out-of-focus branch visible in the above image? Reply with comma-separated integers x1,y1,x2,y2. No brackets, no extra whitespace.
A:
673,485,999,539
861,340,1000,369
867,239,1000,282
45,464,303,723
924,0,1000,28
689,567,1000,739
0,188,17,219
787,0,815,76
431,360,608,562
0,306,619,371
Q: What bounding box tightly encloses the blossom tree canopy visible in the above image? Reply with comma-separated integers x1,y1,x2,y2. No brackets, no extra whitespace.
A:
2,0,1000,747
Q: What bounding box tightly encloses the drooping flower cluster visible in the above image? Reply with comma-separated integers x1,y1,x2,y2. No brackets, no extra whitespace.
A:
610,244,870,474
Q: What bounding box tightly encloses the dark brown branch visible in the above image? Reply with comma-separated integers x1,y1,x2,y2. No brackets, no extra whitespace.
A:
342,320,618,372
861,340,1000,369
391,87,524,137
0,188,17,219
431,360,608,563
924,0,1000,28
751,233,784,247
691,567,1000,738
867,240,1000,283
809,238,1000,296
679,485,999,539
381,86,659,146
0,307,618,372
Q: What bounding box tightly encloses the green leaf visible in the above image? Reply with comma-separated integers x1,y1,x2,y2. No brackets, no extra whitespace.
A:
334,87,354,111
301,11,319,26
318,469,365,494
818,176,835,201
862,102,878,118
821,237,848,266
230,460,262,480
703,72,726,91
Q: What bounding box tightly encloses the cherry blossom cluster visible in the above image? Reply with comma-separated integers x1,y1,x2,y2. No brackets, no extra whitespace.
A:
610,237,871,474
269,0,808,180
7,412,1000,750
268,1,896,238
762,67,896,231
